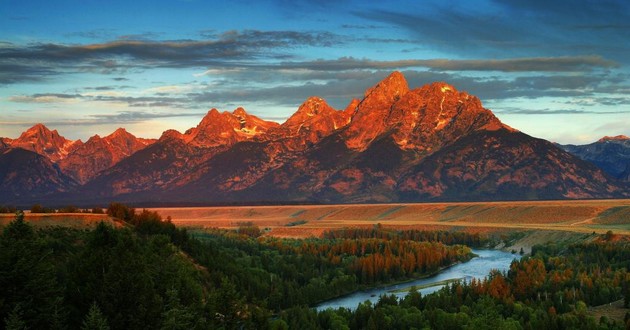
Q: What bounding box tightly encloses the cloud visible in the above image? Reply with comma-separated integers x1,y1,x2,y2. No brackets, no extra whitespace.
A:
341,24,383,29
495,108,595,115
65,29,116,40
269,56,617,72
0,110,205,128
88,111,206,124
0,30,346,83
355,1,630,61
117,32,164,41
0,63,59,84
8,93,82,103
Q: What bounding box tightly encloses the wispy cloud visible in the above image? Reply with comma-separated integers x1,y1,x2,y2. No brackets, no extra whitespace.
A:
88,110,206,124
355,1,630,60
0,110,206,128
8,93,82,103
268,56,617,72
0,30,346,84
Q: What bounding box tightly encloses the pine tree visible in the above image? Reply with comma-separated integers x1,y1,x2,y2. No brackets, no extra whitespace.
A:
4,306,27,330
160,289,196,330
81,303,110,330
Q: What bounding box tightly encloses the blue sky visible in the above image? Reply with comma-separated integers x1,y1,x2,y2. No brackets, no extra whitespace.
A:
1,0,629,144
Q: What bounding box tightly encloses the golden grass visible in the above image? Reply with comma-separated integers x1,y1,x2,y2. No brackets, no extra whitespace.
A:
151,199,630,238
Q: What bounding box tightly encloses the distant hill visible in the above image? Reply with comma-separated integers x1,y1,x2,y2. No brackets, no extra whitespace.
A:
560,135,630,182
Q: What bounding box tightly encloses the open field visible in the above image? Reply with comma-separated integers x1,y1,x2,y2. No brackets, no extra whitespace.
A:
2,199,628,239
149,199,630,238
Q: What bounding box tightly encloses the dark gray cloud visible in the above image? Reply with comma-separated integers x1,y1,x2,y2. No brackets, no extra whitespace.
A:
0,63,58,84
8,93,82,103
83,85,132,91
8,91,194,109
0,30,345,84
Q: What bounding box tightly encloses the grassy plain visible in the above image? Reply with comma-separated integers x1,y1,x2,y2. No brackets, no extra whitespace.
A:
3,199,629,241
150,199,630,239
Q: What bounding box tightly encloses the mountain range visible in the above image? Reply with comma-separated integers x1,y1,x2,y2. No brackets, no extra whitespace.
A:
559,136,630,182
1,71,628,206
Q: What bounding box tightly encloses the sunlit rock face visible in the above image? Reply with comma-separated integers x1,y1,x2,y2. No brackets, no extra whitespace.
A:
9,124,82,162
58,128,155,184
263,96,351,150
0,71,627,205
183,108,279,147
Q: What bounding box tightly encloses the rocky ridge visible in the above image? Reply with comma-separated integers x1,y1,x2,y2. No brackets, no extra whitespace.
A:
0,71,627,205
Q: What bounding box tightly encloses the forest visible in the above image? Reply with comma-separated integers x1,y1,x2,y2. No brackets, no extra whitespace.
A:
0,204,629,329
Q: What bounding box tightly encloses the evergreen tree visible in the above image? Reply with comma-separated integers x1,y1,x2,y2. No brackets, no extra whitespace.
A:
3,306,27,330
81,303,110,330
160,289,196,330
0,211,64,328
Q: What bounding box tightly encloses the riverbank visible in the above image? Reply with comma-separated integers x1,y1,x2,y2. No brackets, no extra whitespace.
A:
498,230,600,254
316,249,520,311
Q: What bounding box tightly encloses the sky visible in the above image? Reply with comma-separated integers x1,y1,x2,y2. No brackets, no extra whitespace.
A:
1,0,629,144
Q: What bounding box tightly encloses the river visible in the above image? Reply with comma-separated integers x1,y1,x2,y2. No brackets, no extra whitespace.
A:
316,249,520,311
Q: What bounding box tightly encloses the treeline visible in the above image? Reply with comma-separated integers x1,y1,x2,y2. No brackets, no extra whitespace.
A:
323,226,488,247
281,236,630,329
262,237,472,284
0,205,17,213
29,203,105,214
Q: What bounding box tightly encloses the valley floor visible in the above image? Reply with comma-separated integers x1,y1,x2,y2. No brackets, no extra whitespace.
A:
150,199,630,239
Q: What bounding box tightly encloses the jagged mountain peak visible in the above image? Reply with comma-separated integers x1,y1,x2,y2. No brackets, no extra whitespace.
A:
233,107,248,117
108,127,129,137
342,72,513,151
343,72,411,150
363,71,409,100
11,123,79,162
20,123,59,139
261,96,349,149
184,107,278,147
387,81,510,151
159,129,185,142
598,135,630,143
57,127,155,184
285,97,336,125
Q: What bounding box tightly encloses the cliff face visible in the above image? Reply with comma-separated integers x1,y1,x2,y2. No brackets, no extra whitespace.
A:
0,71,627,205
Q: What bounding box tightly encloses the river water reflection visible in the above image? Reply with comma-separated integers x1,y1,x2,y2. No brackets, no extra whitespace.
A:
316,249,520,311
